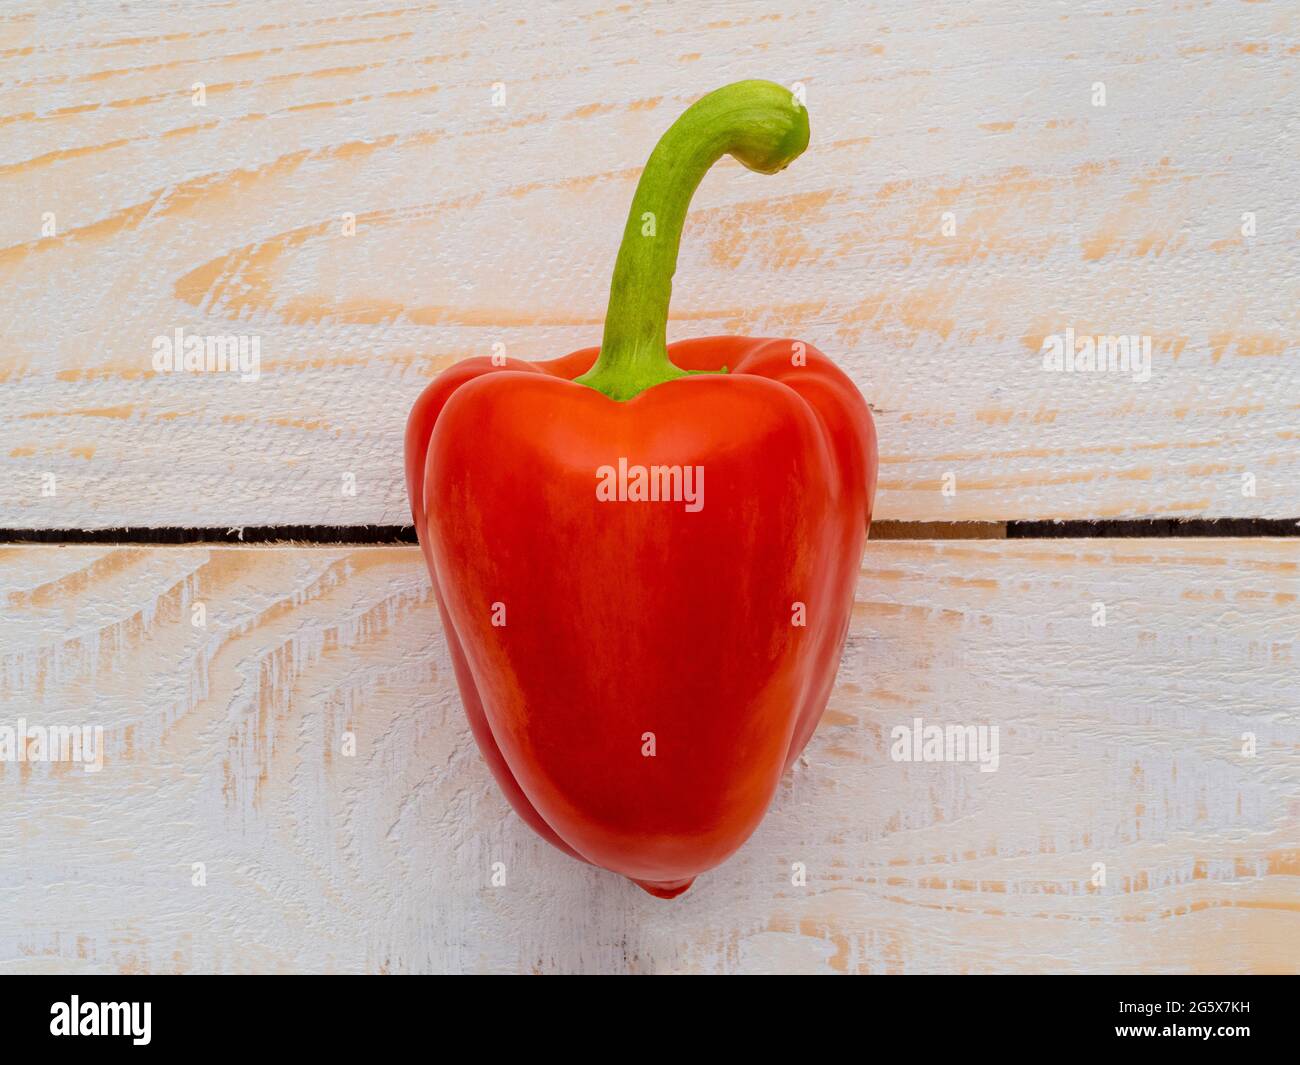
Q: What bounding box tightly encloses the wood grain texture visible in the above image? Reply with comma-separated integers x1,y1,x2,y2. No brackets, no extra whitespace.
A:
1,540,1295,974
1,0,1297,528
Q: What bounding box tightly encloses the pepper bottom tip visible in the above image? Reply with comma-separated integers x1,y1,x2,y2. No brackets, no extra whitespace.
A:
631,876,696,900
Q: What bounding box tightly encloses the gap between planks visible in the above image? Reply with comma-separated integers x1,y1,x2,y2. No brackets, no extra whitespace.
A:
1,518,1299,546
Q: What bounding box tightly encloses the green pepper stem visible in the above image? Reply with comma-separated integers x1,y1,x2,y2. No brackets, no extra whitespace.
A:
574,80,809,401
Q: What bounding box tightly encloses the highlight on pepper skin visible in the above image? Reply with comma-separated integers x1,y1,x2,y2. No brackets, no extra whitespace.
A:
405,81,878,898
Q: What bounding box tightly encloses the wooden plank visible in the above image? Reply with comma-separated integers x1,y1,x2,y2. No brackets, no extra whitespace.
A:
1,540,1295,973
1,0,1296,528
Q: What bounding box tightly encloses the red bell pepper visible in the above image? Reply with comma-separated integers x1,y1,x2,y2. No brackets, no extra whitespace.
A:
406,81,877,897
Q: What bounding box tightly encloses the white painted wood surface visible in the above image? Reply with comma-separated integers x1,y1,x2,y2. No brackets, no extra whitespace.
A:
1,0,1297,528
2,0,1295,978
1,541,1296,974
